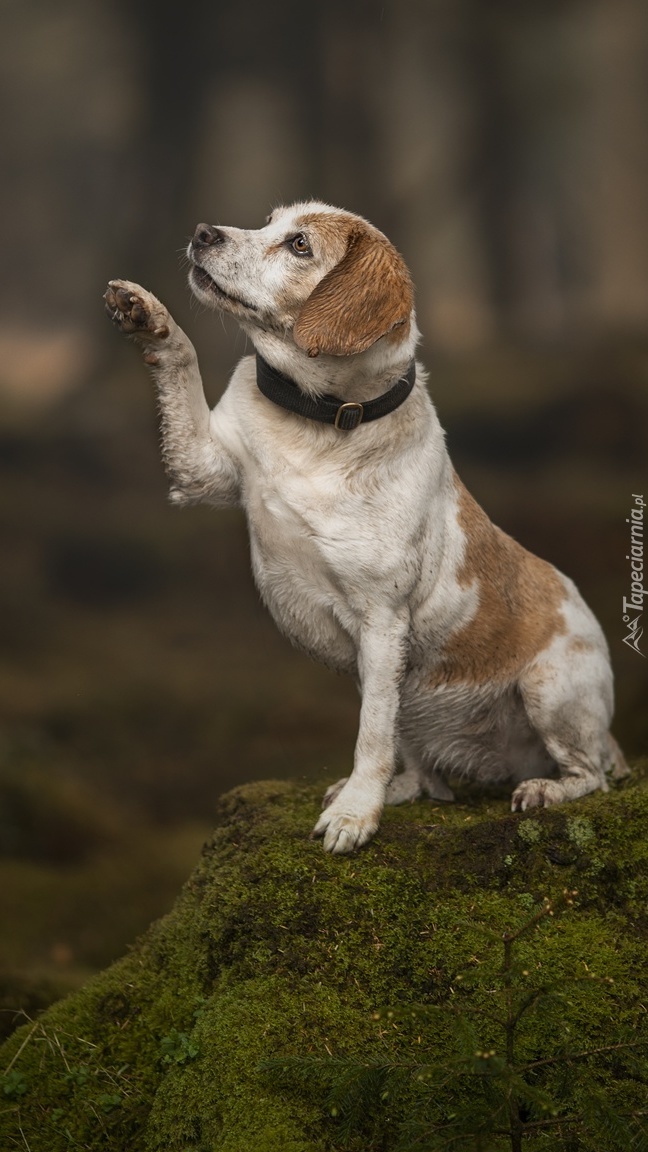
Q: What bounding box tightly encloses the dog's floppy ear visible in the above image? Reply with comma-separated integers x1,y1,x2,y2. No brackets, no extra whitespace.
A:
293,223,413,357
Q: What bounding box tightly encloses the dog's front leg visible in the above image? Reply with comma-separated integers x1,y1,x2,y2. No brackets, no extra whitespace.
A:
104,280,239,507
312,610,409,854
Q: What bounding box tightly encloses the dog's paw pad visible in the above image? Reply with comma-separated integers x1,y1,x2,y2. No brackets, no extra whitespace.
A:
104,280,170,341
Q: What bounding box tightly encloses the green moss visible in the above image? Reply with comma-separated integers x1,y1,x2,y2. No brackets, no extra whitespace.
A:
517,817,542,844
1,773,647,1150
566,814,596,848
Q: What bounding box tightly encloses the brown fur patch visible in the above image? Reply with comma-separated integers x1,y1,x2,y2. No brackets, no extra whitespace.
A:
265,214,351,267
294,211,355,261
568,636,594,654
433,476,567,685
293,215,413,357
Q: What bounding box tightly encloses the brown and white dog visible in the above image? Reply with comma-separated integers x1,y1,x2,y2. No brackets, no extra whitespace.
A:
105,201,626,853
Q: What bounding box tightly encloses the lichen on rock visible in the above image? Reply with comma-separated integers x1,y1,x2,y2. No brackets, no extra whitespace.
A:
1,772,647,1150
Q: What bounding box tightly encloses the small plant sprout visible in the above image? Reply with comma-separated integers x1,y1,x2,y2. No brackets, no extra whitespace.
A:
264,889,648,1151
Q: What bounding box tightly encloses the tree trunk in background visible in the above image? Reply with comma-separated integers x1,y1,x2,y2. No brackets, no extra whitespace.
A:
578,0,648,329
465,0,648,340
113,0,216,296
378,0,495,351
2,0,648,346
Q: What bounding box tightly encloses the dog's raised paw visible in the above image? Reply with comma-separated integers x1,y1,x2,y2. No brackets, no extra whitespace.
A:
104,280,170,341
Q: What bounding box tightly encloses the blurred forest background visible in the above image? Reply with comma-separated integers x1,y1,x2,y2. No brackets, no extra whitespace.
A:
1,0,647,1032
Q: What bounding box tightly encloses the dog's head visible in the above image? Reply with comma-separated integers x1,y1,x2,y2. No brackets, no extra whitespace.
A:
187,202,414,359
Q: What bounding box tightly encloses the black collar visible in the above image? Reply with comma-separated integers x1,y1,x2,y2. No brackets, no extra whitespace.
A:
255,354,417,431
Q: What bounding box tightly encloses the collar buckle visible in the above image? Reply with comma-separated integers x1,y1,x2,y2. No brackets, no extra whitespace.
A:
334,401,364,430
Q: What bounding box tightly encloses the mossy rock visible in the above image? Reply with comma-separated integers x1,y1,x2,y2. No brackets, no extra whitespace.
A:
1,774,647,1150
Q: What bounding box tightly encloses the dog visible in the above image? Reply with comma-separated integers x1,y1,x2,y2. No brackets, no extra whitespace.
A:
104,201,627,854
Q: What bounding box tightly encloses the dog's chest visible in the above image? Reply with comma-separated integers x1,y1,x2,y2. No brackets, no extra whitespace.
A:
247,461,379,587
241,445,411,659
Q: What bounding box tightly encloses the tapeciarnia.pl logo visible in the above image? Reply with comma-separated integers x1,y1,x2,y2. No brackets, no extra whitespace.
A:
622,494,645,656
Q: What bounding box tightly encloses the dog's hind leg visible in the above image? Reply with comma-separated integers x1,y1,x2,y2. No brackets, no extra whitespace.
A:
511,641,614,812
385,744,455,805
603,732,630,780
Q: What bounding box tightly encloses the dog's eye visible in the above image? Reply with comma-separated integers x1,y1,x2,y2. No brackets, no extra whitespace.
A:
289,233,312,257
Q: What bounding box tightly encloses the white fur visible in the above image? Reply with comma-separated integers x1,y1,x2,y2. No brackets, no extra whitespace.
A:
105,201,625,853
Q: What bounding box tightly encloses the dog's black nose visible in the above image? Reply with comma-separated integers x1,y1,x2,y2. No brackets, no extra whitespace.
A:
192,223,225,249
